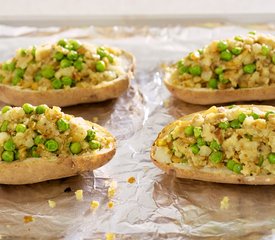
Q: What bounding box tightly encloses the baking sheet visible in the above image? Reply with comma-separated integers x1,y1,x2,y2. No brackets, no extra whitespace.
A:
1,24,275,239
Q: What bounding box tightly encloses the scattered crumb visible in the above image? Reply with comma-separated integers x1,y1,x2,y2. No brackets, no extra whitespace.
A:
163,99,170,108
160,63,168,70
105,233,116,240
220,196,229,210
107,201,114,209
75,189,83,201
92,117,99,123
90,200,99,210
48,200,56,208
107,181,117,198
23,215,35,224
127,176,136,184
143,166,149,173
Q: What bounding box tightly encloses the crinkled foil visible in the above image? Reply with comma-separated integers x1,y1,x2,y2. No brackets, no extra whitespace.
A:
1,24,275,240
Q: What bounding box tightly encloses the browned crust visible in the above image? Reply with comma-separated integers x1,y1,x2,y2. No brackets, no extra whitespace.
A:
150,105,275,185
0,50,135,107
164,74,275,105
0,122,116,185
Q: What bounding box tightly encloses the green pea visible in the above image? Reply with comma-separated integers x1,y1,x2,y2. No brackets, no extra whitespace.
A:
189,65,202,76
30,146,40,158
14,150,19,160
218,121,230,130
268,153,275,164
2,62,15,72
228,105,236,109
70,142,82,154
56,118,70,132
197,137,206,147
248,31,256,35
220,50,233,61
251,112,259,120
233,163,242,174
184,126,194,137
60,59,72,68
226,159,236,170
4,139,16,151
265,111,274,119
272,55,275,64
243,63,256,74
57,39,67,47
261,45,270,56
177,60,184,68
231,47,242,55
210,140,221,151
45,139,59,152
2,151,14,162
230,119,241,129
209,151,223,164
1,106,11,114
22,103,34,114
194,127,202,138
234,36,243,41
0,74,4,83
34,135,45,145
86,129,96,141
178,65,189,74
258,155,264,166
31,46,36,58
12,76,21,85
15,124,27,133
208,78,218,89
89,140,101,150
53,52,64,61
107,54,114,63
61,76,73,86
68,40,80,50
219,73,229,84
74,60,83,71
52,78,63,89
14,68,25,78
95,60,106,72
214,67,223,75
190,144,200,155
217,41,228,52
41,66,55,79
34,72,42,81
36,105,47,114
67,51,78,60
238,113,246,123
0,120,9,132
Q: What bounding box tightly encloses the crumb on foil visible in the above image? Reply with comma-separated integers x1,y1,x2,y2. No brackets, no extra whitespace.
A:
220,196,229,210
90,200,99,210
75,189,83,201
105,233,116,240
127,176,136,184
92,117,99,123
163,99,170,108
107,201,114,209
23,215,35,224
48,200,56,208
107,181,117,198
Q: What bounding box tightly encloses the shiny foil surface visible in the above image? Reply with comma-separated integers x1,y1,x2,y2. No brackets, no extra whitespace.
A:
0,24,275,239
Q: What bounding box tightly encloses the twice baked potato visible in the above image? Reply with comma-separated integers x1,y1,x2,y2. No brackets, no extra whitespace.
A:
0,39,135,106
164,33,275,104
0,104,115,184
151,105,275,184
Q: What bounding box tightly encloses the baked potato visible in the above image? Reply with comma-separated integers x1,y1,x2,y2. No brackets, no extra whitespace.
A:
0,104,115,184
0,39,135,106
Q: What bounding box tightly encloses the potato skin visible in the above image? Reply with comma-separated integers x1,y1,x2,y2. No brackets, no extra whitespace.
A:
0,122,116,185
164,76,275,105
151,105,275,185
0,50,135,107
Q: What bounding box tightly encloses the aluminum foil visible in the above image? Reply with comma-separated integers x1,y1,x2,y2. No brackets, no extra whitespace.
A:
1,24,275,239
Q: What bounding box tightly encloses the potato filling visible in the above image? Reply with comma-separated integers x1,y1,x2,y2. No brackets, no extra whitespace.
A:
155,106,275,176
168,33,275,89
0,39,125,90
0,104,110,162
